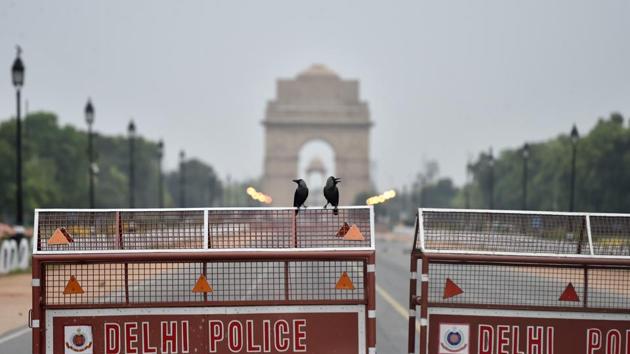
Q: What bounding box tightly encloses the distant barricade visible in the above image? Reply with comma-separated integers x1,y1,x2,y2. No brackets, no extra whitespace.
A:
0,224,32,274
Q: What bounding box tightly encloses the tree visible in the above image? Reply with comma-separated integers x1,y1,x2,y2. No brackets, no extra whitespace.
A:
462,113,630,212
0,111,223,224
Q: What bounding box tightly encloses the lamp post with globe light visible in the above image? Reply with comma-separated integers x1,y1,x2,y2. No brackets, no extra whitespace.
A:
12,47,25,233
85,99,96,208
179,150,186,207
128,120,136,208
522,143,530,210
157,140,164,208
569,125,579,212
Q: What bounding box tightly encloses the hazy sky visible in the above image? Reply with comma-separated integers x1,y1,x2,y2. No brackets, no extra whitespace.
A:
1,1,629,191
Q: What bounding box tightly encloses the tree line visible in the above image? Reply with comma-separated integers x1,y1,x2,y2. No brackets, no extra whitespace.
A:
2,111,628,226
369,113,630,226
0,112,223,224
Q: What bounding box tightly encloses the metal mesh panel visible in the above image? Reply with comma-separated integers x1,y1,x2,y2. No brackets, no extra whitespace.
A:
428,263,585,308
588,267,630,309
207,208,371,249
205,261,286,301
420,210,590,255
208,210,293,248
589,215,630,256
120,211,204,250
296,209,372,248
427,262,630,311
289,260,365,301
128,262,204,302
38,212,118,252
37,207,373,252
44,263,125,305
43,259,366,306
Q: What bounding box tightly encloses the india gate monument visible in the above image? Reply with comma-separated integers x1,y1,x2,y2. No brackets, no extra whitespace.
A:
261,64,373,206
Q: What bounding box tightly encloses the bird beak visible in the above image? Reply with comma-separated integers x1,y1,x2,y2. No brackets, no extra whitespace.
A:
292,179,299,183
335,178,341,183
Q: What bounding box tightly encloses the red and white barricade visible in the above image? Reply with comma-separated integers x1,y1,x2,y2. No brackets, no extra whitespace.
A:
30,207,376,354
408,208,630,354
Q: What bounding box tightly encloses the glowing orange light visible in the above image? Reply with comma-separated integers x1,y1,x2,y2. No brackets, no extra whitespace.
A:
246,187,273,204
366,189,397,205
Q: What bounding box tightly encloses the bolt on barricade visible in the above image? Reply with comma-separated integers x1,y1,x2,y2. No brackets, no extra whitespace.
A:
408,208,630,354
30,207,376,354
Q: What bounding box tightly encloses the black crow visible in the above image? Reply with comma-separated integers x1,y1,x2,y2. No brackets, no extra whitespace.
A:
323,176,341,215
293,179,308,214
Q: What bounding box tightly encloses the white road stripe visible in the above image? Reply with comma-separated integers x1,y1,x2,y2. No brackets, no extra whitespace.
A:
375,283,420,332
0,327,30,344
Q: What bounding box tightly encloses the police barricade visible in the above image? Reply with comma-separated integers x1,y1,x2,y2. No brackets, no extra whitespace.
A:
408,208,630,354
0,232,32,274
30,207,376,354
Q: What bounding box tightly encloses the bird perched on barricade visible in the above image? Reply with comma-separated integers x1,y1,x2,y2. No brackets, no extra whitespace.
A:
323,176,341,215
292,179,308,214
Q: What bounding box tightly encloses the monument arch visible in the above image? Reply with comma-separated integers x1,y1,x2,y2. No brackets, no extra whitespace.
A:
261,64,373,206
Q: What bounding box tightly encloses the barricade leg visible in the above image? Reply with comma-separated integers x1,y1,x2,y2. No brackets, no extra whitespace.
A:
418,254,429,354
367,253,376,353
408,253,418,354
31,257,42,354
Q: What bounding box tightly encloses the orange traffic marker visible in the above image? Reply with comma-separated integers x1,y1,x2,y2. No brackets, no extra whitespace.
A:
48,227,73,245
559,282,580,302
192,274,213,293
335,272,355,290
337,222,350,237
343,224,365,241
443,278,464,299
63,275,84,295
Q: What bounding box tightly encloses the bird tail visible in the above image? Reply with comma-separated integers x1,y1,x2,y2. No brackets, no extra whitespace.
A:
295,208,299,215
333,207,338,216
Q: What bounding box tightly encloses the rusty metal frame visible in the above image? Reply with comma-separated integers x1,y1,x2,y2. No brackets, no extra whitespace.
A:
408,208,630,354
31,207,377,354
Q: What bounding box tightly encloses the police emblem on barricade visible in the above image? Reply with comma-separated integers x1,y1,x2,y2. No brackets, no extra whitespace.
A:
439,323,469,354
64,326,93,353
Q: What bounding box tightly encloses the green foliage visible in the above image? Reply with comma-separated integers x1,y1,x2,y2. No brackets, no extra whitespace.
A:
0,112,222,224
166,158,223,207
465,113,630,212
378,112,630,224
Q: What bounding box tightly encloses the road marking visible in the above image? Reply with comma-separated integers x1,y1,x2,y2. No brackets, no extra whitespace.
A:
375,283,420,332
0,326,30,344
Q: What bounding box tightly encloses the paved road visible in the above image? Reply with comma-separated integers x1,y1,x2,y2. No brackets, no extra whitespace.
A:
0,237,417,354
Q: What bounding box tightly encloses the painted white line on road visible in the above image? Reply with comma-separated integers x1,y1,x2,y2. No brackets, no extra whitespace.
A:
375,283,420,332
0,326,30,345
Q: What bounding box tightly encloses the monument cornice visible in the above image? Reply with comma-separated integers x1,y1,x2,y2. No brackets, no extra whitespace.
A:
261,120,373,128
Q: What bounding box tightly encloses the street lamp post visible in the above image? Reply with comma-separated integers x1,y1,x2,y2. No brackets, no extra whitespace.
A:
569,125,579,212
128,120,136,208
157,140,164,208
208,173,214,207
522,143,530,210
465,162,472,209
488,148,495,210
85,99,95,208
179,150,186,207
11,47,25,233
